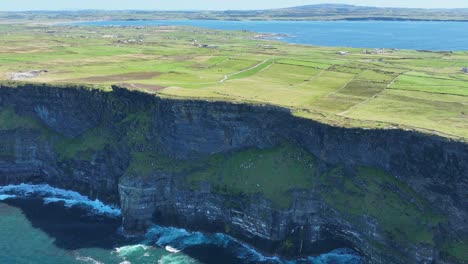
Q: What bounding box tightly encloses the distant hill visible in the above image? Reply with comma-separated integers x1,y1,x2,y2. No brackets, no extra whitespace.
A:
279,4,378,10
1,3,468,22
263,4,468,21
278,4,467,11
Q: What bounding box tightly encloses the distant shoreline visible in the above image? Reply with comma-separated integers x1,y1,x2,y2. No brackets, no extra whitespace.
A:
75,17,468,23
70,19,468,51
66,17,468,24
2,4,468,24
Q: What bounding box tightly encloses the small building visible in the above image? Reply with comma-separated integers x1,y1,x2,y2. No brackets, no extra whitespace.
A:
193,43,218,49
256,44,275,49
462,67,468,74
337,51,349,55
362,49,385,54
372,48,385,54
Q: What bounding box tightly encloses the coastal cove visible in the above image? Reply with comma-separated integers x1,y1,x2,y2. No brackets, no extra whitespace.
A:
0,184,362,264
74,20,468,51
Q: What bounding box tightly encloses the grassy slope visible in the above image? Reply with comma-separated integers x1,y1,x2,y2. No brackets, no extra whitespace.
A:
0,24,466,140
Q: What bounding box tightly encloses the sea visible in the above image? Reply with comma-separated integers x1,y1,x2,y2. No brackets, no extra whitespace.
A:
74,20,468,51
0,184,362,264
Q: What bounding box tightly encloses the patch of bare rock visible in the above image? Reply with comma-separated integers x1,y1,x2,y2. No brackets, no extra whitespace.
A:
8,69,48,80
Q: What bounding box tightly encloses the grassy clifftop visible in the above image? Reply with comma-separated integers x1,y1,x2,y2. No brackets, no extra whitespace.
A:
0,24,466,140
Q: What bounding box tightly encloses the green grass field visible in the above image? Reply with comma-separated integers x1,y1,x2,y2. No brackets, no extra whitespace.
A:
0,24,467,140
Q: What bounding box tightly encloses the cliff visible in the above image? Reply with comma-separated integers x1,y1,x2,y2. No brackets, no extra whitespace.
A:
0,83,466,263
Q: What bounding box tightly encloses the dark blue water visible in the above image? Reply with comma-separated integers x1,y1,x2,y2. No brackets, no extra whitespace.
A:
0,184,362,264
74,20,468,50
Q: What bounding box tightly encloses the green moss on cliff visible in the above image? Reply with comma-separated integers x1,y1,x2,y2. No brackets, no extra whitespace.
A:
119,111,152,147
319,166,444,246
0,108,25,157
125,151,156,176
54,126,114,160
0,140,14,158
187,143,316,208
120,109,196,178
0,107,41,130
0,107,56,159
120,110,162,177
124,150,185,177
443,239,468,262
0,107,114,161
0,106,53,138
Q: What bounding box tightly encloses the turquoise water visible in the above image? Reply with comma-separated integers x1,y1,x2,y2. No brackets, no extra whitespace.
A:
0,184,362,264
75,20,468,51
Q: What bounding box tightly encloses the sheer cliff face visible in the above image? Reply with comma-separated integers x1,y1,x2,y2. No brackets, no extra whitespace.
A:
0,84,467,264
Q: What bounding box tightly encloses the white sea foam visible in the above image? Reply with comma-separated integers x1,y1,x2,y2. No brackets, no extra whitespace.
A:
158,254,198,264
307,248,363,264
164,245,180,253
0,194,16,200
75,255,104,264
114,244,153,264
145,224,283,263
144,224,363,264
0,183,361,263
145,225,229,250
0,183,121,217
115,244,150,257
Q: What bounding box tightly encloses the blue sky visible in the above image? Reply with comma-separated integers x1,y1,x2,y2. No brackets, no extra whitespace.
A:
0,0,467,11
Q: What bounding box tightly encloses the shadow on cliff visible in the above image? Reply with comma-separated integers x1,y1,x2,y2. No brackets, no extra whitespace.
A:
3,198,127,250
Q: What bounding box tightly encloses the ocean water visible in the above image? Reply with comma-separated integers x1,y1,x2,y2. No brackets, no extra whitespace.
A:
74,20,468,51
0,184,362,264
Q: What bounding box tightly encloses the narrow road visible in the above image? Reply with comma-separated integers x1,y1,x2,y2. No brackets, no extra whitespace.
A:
337,74,401,116
291,69,325,88
220,59,271,83
326,74,357,97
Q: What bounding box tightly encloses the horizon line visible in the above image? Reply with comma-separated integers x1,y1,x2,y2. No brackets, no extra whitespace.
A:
1,4,468,13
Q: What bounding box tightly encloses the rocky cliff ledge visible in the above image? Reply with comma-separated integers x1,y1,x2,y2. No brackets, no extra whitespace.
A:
0,83,466,263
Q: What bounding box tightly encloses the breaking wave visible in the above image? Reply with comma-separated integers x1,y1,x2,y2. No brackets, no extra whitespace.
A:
0,183,121,217
0,183,362,263
75,255,104,264
0,194,16,200
135,225,363,264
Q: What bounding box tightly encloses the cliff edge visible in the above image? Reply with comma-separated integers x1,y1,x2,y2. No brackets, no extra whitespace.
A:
0,83,466,263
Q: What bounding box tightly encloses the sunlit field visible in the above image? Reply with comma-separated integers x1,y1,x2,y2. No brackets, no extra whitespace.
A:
0,24,467,139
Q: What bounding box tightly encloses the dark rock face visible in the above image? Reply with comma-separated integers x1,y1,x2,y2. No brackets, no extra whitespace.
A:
154,100,281,159
0,84,466,264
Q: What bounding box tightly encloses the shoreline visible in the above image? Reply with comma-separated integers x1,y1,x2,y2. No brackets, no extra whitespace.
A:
61,19,468,52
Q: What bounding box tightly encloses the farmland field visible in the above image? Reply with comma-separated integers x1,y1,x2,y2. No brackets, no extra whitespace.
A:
0,24,467,139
